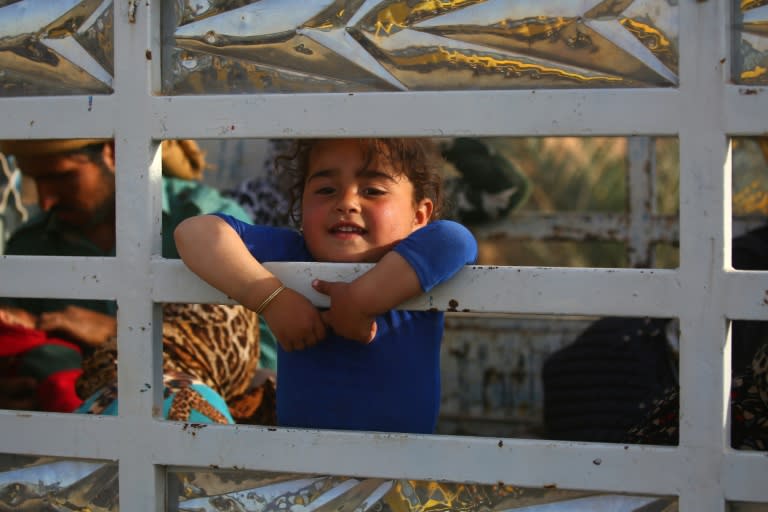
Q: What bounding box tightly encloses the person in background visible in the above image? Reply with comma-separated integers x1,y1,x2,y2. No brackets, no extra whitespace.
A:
176,138,478,433
0,139,275,423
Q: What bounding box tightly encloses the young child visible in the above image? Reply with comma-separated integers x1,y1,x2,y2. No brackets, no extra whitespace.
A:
174,138,477,434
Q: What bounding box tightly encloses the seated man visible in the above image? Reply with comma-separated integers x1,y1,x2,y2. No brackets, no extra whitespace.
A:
0,139,276,421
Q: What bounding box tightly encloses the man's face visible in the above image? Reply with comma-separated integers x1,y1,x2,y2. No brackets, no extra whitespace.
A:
17,146,116,228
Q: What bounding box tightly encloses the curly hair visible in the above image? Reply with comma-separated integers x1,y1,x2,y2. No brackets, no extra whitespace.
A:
275,138,445,227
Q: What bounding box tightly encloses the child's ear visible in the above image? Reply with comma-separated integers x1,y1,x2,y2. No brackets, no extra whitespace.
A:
413,198,433,228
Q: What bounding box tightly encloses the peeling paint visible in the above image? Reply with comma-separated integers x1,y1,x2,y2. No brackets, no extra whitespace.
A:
128,0,137,23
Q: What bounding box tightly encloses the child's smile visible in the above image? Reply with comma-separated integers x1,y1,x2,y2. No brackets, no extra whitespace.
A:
329,221,367,237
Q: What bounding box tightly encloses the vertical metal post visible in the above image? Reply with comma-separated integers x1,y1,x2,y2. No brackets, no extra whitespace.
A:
677,1,732,511
113,0,165,508
627,137,656,268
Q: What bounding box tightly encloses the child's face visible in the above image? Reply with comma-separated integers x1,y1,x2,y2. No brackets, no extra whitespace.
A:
301,139,433,263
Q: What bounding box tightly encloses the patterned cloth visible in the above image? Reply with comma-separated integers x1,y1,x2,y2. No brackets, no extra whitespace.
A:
224,139,293,228
74,304,277,425
625,342,768,450
77,370,234,424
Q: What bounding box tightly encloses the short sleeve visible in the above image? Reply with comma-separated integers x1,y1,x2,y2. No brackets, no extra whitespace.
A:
212,213,311,262
393,220,477,292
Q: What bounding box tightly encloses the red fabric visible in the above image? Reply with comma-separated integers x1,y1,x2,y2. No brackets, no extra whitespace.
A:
38,368,83,412
0,323,81,356
0,322,84,412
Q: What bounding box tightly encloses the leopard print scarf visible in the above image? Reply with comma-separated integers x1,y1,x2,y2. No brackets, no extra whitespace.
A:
77,303,276,425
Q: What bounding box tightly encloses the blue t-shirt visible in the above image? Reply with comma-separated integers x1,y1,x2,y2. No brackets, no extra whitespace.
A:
216,215,478,433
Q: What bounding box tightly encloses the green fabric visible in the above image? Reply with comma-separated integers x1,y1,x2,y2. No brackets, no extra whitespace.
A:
2,177,279,370
161,177,251,258
259,320,278,370
442,138,531,224
20,344,82,378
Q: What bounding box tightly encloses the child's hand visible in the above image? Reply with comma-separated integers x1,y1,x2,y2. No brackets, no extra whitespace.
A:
260,288,326,351
312,279,377,344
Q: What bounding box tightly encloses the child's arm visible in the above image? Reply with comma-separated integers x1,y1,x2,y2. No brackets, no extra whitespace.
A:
313,220,477,343
174,215,326,351
312,251,421,342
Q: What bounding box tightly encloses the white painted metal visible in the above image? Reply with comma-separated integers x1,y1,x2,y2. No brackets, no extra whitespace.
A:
627,137,656,267
0,89,684,141
0,1,764,512
675,2,733,512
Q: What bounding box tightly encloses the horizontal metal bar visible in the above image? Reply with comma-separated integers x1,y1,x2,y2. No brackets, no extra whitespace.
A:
0,255,118,299
0,410,120,460
723,270,768,321
723,450,768,503
150,89,682,139
2,256,760,321
6,87,764,146
0,410,683,496
147,423,686,496
0,96,116,140
153,259,681,317
725,85,768,136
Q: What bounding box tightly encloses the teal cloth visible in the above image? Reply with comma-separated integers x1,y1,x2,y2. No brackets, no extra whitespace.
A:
259,320,278,370
161,177,252,259
2,176,278,370
76,382,235,424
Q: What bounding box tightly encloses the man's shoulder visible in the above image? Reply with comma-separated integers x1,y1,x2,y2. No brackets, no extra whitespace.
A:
5,213,51,253
11,211,49,233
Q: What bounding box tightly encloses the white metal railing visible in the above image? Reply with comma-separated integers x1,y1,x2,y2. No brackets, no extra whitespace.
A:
0,2,765,511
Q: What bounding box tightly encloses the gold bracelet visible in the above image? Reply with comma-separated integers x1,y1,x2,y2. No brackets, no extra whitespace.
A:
255,284,286,314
